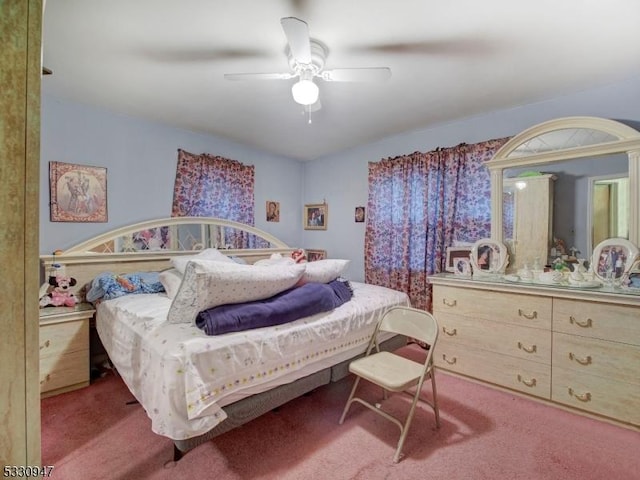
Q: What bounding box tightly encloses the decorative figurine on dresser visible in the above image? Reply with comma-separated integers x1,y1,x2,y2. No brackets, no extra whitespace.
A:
430,116,640,431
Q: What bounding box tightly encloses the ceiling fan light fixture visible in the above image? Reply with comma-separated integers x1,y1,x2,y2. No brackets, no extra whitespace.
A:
291,79,319,105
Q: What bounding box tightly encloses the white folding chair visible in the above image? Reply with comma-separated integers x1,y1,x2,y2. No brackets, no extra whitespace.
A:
338,306,440,463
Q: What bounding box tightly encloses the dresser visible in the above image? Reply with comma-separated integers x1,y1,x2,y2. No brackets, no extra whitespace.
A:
39,303,95,398
430,274,640,429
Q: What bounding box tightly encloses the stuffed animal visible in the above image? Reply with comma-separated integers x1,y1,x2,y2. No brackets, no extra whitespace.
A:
39,274,78,308
291,248,307,263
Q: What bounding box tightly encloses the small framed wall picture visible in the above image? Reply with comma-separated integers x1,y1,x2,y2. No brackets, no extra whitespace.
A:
266,200,280,222
304,203,328,230
49,161,108,222
306,249,327,262
355,206,365,223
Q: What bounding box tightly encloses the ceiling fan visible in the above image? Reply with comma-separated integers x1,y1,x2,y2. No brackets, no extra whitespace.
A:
224,17,392,110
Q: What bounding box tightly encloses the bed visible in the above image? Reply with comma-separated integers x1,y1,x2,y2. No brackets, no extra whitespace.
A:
40,217,410,459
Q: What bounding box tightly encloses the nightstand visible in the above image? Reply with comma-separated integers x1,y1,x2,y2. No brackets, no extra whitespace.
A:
39,303,95,398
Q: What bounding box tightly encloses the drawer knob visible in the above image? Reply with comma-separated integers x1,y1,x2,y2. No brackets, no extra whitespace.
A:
518,309,537,320
442,354,457,365
568,387,592,402
568,352,592,366
569,316,593,328
40,340,50,350
442,327,457,336
442,298,457,307
517,374,537,387
517,341,537,354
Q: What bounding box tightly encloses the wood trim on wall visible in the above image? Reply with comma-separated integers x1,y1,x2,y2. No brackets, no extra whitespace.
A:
0,0,42,465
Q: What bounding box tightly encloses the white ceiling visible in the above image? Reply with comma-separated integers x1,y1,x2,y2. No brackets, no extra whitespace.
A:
42,0,640,161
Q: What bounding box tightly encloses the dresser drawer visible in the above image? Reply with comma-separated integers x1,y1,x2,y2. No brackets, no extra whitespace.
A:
433,285,551,329
40,348,89,394
553,332,640,385
552,299,640,345
437,312,550,364
40,319,88,359
552,367,640,426
434,342,550,398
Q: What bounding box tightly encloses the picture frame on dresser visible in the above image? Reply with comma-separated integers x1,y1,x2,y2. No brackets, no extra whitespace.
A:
469,238,509,276
590,237,639,282
621,258,640,290
445,246,472,273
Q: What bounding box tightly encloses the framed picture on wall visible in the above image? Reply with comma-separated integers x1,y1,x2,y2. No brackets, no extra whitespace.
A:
304,203,328,230
266,200,280,222
49,161,108,222
306,249,327,262
355,206,365,223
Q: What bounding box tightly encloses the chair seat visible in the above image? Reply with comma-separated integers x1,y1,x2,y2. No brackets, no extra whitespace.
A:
349,351,424,391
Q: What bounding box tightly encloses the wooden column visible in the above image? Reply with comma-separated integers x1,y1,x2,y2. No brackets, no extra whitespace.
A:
0,0,42,465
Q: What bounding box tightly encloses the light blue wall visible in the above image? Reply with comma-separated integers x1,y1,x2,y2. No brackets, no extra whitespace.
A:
40,96,304,253
42,75,640,276
303,75,640,282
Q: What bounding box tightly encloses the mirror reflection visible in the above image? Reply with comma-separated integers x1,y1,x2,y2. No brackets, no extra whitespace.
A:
503,153,628,269
590,176,629,250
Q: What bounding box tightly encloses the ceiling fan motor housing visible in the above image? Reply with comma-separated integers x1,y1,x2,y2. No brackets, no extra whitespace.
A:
287,39,327,76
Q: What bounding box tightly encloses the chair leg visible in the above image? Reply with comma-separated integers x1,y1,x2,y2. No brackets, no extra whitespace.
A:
430,370,440,428
339,376,362,424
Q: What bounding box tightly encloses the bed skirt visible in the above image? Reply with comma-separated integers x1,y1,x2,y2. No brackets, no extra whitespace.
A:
173,334,407,456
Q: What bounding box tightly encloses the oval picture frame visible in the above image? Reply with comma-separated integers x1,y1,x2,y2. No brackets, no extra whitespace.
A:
470,238,509,276
590,238,639,282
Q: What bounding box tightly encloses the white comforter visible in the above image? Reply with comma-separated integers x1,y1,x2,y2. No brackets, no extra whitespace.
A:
96,281,409,440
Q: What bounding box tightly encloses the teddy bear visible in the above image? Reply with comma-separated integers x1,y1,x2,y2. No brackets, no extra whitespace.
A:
39,274,78,308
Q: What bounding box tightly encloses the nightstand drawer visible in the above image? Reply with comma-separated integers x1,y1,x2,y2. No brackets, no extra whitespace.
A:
40,319,88,358
40,348,89,394
39,305,93,396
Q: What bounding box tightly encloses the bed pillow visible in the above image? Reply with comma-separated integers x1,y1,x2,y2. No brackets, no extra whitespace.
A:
170,248,234,274
86,271,165,303
158,268,183,299
254,253,295,266
167,259,306,324
298,259,350,285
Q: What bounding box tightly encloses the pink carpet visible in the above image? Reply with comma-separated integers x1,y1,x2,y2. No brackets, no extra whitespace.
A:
41,345,640,480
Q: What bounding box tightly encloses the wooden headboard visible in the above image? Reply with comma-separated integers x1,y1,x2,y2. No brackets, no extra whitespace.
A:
40,217,298,299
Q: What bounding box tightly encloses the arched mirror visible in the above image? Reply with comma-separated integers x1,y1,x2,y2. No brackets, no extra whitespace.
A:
486,116,640,273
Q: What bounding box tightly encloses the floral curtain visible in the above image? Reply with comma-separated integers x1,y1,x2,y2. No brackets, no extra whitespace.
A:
364,138,508,310
171,149,264,248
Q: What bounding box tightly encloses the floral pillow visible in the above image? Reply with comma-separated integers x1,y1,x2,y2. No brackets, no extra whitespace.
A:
166,259,306,324
170,248,234,274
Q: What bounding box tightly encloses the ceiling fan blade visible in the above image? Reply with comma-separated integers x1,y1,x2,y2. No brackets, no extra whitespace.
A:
281,17,312,64
320,67,391,82
224,72,295,81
